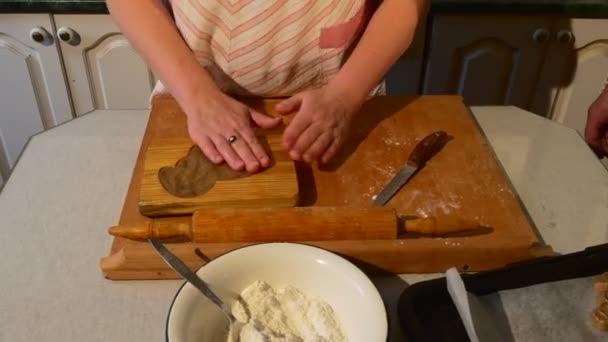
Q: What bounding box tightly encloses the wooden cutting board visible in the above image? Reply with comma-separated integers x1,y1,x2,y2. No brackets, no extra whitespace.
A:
138,135,298,217
100,95,553,280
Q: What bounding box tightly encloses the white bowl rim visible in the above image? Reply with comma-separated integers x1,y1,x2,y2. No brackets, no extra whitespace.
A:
164,242,389,342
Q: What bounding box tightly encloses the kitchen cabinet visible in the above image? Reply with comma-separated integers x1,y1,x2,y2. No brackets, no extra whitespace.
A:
531,19,608,136
0,14,154,180
385,19,426,95
422,14,553,110
0,14,72,180
54,15,156,116
422,14,608,140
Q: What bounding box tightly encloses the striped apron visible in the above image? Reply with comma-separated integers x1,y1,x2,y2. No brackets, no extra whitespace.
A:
153,0,384,97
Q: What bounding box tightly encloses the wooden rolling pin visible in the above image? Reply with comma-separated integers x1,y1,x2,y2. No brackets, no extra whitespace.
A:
108,207,481,243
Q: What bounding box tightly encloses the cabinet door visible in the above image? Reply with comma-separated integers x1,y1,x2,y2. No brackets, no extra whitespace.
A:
385,19,426,95
422,14,553,109
534,19,608,136
54,15,155,116
0,14,72,179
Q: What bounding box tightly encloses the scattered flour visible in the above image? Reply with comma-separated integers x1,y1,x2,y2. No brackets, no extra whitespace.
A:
382,136,406,147
226,281,347,342
443,240,462,247
415,207,430,217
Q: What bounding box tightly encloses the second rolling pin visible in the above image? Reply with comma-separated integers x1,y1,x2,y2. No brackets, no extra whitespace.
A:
108,207,481,243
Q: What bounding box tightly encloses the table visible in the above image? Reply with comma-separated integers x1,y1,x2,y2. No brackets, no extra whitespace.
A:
0,105,606,341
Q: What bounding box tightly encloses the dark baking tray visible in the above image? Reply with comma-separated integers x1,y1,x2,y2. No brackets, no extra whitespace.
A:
398,243,608,342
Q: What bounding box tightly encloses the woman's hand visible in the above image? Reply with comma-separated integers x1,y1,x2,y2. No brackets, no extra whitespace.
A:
106,0,281,173
275,85,360,164
186,91,281,173
272,0,426,165
585,86,608,157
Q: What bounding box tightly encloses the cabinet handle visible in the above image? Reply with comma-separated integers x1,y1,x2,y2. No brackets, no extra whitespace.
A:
30,27,53,45
532,27,549,44
57,27,81,46
556,30,574,44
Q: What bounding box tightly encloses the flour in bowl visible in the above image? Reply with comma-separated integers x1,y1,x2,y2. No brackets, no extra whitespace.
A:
226,280,347,342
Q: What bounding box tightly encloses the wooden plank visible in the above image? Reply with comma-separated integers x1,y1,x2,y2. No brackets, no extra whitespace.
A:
138,136,298,216
100,239,552,280
101,95,552,279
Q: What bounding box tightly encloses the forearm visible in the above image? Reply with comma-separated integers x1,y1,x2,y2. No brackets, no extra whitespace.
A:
106,0,221,113
329,0,428,106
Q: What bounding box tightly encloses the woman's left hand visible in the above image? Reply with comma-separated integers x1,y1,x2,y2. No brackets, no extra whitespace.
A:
275,85,360,164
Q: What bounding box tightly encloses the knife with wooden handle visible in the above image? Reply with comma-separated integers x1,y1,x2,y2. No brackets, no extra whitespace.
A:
373,131,449,206
108,207,480,243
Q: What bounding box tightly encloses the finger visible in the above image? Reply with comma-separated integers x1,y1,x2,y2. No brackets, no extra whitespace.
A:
275,94,303,115
587,126,608,156
282,110,312,151
601,130,608,156
228,132,262,173
302,131,333,163
250,110,281,129
239,128,272,168
211,135,245,171
196,136,223,164
321,138,342,164
291,124,323,161
584,108,602,149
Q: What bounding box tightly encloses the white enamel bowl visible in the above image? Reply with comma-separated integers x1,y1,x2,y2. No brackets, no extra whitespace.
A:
166,242,388,342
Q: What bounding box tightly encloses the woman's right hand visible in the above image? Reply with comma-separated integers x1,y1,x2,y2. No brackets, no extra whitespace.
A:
185,91,282,173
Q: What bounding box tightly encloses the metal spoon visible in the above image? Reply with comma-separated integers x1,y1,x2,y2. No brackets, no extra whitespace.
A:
148,238,244,340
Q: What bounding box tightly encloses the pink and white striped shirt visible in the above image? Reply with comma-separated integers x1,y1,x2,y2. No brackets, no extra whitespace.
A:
154,0,384,97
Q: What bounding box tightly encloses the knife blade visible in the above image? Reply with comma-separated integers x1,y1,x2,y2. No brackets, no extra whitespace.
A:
373,131,449,207
148,238,234,320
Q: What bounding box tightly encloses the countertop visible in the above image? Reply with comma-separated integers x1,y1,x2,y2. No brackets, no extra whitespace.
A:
1,0,608,17
0,104,607,341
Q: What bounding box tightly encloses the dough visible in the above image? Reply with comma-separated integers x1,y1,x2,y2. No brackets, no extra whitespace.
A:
592,272,608,331
595,272,608,299
159,145,249,198
592,301,608,331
